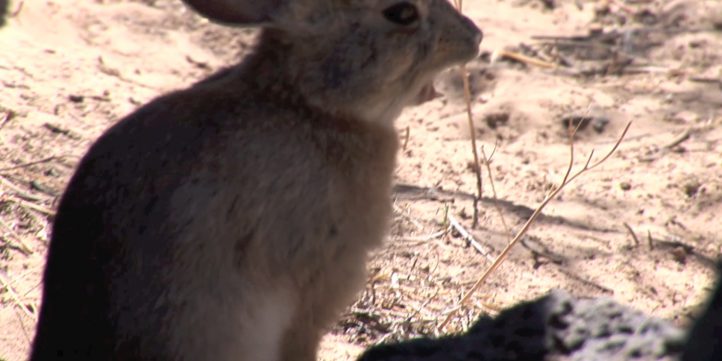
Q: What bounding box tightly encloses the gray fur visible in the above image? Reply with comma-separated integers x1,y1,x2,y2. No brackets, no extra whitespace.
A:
29,0,481,360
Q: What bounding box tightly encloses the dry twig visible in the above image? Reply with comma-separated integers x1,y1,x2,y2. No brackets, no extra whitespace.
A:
0,273,37,320
438,121,632,331
452,0,483,229
480,143,510,234
11,0,25,17
0,156,62,172
0,218,34,255
402,126,411,151
460,65,483,228
448,214,495,262
392,228,449,243
492,49,558,69
662,127,692,150
7,195,56,217
623,222,640,247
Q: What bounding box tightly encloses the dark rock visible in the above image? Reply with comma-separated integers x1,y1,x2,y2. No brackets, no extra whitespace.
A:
359,290,687,361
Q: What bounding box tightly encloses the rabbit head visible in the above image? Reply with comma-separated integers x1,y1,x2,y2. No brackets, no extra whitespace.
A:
183,0,482,125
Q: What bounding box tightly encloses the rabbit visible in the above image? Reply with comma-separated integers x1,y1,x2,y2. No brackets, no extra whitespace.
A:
29,0,482,360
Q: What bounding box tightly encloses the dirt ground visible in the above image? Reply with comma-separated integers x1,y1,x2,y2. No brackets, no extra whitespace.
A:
1,0,721,360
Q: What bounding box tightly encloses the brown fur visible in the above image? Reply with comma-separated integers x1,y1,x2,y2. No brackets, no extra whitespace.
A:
30,1,481,360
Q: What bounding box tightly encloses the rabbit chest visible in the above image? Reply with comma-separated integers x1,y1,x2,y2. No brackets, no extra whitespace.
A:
162,103,400,289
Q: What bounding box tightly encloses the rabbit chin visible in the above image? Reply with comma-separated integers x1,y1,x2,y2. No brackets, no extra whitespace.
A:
308,75,435,127
341,87,426,126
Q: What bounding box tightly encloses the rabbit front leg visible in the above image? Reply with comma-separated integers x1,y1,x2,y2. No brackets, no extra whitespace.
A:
224,284,299,361
279,319,324,361
279,250,370,361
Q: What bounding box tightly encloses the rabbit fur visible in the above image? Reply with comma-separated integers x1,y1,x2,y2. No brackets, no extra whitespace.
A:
29,0,481,360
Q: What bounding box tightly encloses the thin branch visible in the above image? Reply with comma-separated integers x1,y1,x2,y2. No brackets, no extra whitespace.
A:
10,0,25,17
452,0,482,228
0,156,62,172
623,222,640,247
0,273,36,320
459,65,483,228
493,49,557,69
0,218,34,255
392,228,449,243
587,125,629,168
480,144,510,234
485,140,498,160
566,123,630,185
7,195,56,216
437,121,632,331
448,214,495,262
14,307,32,346
662,127,691,149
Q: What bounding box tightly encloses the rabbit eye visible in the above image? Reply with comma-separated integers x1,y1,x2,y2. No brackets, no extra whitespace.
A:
383,2,419,26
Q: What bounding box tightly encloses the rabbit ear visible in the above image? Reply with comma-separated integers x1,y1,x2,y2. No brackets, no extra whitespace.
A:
182,0,283,25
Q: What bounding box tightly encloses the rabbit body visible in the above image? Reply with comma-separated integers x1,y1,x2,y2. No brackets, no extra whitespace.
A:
30,1,481,360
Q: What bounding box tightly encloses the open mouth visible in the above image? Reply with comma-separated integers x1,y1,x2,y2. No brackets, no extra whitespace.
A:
411,81,442,105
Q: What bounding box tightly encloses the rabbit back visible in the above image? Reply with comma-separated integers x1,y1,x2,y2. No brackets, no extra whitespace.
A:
31,78,398,360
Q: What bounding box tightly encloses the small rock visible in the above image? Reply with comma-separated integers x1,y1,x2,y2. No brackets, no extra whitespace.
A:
484,112,510,129
683,180,701,197
68,94,84,103
560,115,609,133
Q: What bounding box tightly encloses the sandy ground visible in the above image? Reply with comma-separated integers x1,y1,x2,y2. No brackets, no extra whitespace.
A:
1,0,721,360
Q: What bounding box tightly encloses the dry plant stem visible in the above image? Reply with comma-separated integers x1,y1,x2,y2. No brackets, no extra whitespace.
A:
0,273,36,319
0,156,61,172
448,215,493,261
452,0,482,228
623,222,640,247
437,121,632,331
393,228,449,243
15,308,32,346
11,0,25,17
453,0,463,11
448,214,495,262
8,196,56,216
405,288,440,324
0,217,33,255
403,126,411,151
480,144,510,234
459,65,483,228
663,127,691,149
0,175,36,197
392,203,424,232
496,49,557,69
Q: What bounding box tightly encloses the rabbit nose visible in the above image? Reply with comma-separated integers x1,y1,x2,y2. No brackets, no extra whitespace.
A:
474,27,483,46
462,15,483,46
